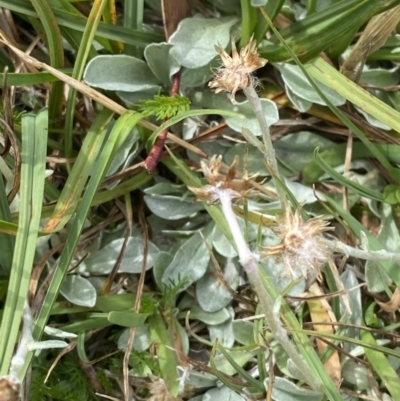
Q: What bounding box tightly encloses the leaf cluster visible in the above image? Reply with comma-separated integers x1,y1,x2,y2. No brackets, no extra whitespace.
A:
139,95,191,120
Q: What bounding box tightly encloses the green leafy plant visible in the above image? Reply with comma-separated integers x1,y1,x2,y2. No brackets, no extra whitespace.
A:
2,1,400,401
139,94,191,120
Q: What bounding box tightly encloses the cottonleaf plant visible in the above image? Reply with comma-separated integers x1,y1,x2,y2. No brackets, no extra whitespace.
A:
195,32,400,397
190,36,336,392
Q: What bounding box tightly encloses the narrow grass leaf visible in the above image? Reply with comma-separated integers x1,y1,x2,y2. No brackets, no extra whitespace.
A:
64,0,108,159
42,109,113,233
20,111,143,380
0,0,163,46
30,0,64,120
313,148,383,201
0,109,48,375
0,172,14,274
361,329,400,399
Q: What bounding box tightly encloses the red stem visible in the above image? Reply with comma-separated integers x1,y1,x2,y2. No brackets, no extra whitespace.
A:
143,71,181,172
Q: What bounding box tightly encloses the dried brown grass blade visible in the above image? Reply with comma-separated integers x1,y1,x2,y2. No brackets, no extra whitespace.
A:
340,5,400,78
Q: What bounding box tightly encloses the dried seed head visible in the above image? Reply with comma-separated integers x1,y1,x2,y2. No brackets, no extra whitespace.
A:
208,35,268,103
146,376,182,401
189,155,254,205
0,376,20,401
264,206,333,280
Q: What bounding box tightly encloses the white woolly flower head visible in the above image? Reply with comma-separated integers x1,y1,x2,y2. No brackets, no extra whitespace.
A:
265,206,333,280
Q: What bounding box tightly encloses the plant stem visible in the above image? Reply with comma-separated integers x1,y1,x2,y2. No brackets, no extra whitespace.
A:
327,239,400,262
243,85,287,207
217,188,322,391
144,71,182,171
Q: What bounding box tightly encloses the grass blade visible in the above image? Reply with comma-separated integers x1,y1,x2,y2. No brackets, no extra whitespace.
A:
0,109,48,375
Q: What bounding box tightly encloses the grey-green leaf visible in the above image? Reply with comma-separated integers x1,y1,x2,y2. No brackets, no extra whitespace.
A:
84,55,160,92
85,236,159,274
203,386,245,401
144,43,181,85
60,275,97,307
183,305,231,325
144,194,204,220
275,62,346,106
264,377,323,401
169,17,238,69
162,231,210,291
225,98,279,135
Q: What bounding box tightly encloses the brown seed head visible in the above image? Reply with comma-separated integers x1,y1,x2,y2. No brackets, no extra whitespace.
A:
189,155,254,205
146,376,182,401
0,376,20,401
208,35,268,103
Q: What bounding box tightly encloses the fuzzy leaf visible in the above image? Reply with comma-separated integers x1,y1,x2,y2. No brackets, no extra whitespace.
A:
169,17,238,69
275,62,346,106
144,43,181,85
60,275,97,307
84,55,160,91
84,236,159,274
162,231,210,291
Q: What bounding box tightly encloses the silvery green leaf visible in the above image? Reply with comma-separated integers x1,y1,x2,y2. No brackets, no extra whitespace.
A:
187,396,203,401
232,320,255,346
144,43,180,85
285,84,312,112
342,360,370,391
84,236,159,274
106,128,139,176
366,203,396,291
212,225,237,258
144,194,204,220
340,269,362,352
284,179,324,203
355,105,390,130
225,98,279,135
188,139,232,163
360,67,400,87
196,273,234,312
117,87,161,106
260,258,306,295
144,182,187,196
180,57,219,88
264,377,323,401
184,305,231,325
275,62,345,106
274,131,334,174
387,347,400,371
251,0,268,5
272,341,296,378
185,370,217,389
118,325,151,352
153,252,173,290
28,340,69,351
203,386,245,401
44,327,77,338
213,348,257,375
60,275,97,307
169,17,238,69
84,55,160,91
196,259,239,314
162,231,210,291
224,143,270,176
209,307,235,348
